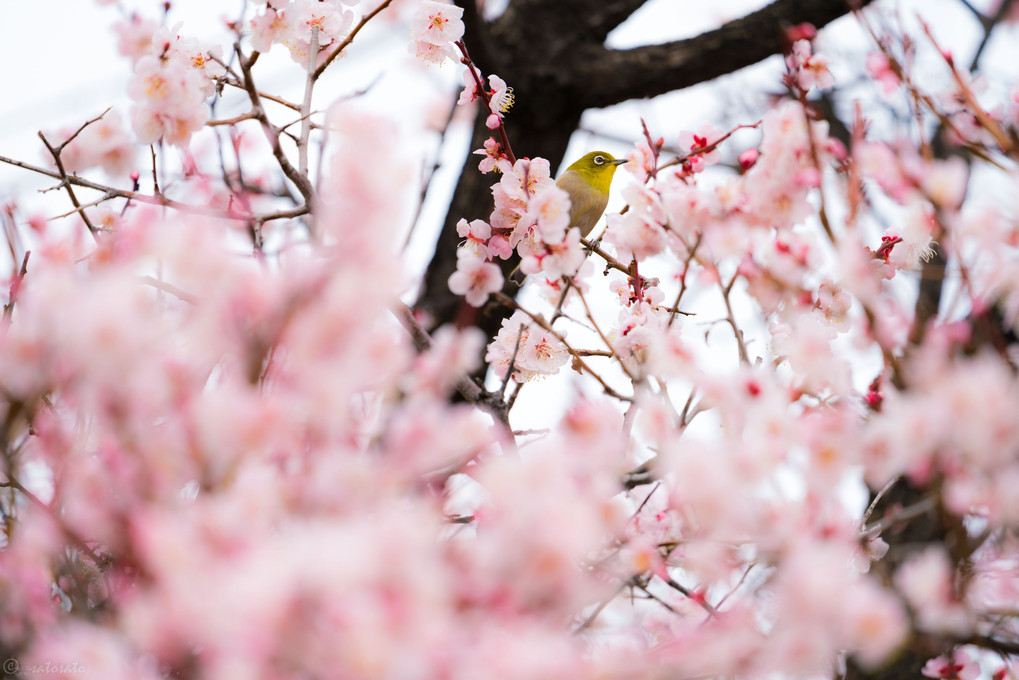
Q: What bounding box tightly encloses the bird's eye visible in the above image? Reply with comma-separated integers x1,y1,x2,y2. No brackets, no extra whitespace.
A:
593,155,605,165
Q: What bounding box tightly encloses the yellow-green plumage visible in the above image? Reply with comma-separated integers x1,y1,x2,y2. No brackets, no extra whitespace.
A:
555,151,627,237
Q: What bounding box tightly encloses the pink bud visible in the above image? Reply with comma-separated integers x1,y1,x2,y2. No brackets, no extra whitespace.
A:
738,148,759,171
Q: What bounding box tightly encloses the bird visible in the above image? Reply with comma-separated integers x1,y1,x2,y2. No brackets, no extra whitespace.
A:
555,151,628,238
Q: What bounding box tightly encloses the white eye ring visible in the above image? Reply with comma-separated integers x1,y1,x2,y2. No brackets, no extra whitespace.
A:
594,155,605,165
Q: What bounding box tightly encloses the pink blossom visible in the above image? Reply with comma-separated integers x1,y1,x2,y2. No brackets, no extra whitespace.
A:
490,158,555,250
8,6,1019,678
882,203,937,270
249,6,292,53
895,547,974,635
52,109,137,177
410,1,465,47
409,1,463,64
474,137,512,174
816,281,852,328
283,1,354,66
290,0,352,44
866,51,901,94
526,185,571,244
486,233,513,259
127,55,209,146
112,15,159,63
843,580,909,668
520,226,585,279
456,217,492,256
485,311,569,381
459,66,481,105
677,123,723,170
922,648,982,680
738,147,759,171
487,74,514,118
448,249,504,307
405,326,484,398
411,38,457,65
787,39,835,90
626,139,656,182
604,184,667,260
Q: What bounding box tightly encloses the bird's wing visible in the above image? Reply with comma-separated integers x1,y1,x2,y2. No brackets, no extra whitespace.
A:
556,171,610,237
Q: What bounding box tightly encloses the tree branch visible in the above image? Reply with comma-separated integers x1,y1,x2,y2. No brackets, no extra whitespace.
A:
573,0,875,110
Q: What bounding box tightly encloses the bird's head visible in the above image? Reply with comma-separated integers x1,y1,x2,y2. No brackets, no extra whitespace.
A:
565,151,628,194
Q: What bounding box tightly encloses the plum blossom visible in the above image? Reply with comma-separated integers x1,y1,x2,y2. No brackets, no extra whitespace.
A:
448,249,504,307
409,1,464,64
405,326,485,398
459,66,481,105
882,203,937,270
456,218,493,256
677,123,723,174
895,547,974,636
474,137,513,174
816,281,852,328
250,5,292,53
525,185,571,244
520,226,586,280
52,110,137,177
283,0,355,66
609,290,669,375
487,74,515,123
866,50,901,94
127,55,209,146
490,158,555,252
112,15,160,62
738,147,759,171
411,0,465,46
485,311,569,381
151,25,226,92
786,39,835,90
626,139,657,182
604,183,668,260
922,648,982,680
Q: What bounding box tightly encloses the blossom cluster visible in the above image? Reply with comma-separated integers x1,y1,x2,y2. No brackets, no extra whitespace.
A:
1,4,1019,680
114,17,224,146
250,0,356,67
439,23,1019,679
408,0,464,64
48,110,137,178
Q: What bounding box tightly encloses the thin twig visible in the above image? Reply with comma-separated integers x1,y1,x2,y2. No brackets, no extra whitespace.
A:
574,286,637,382
37,132,99,241
0,154,251,221
718,274,750,364
860,494,939,538
3,251,30,322
860,476,901,528
54,108,112,153
493,292,632,402
235,43,316,210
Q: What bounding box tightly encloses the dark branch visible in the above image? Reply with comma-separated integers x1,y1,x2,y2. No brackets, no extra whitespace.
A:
574,0,875,110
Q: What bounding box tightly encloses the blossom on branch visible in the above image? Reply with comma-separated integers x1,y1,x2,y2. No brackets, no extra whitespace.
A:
127,55,210,146
409,1,464,64
448,249,504,307
486,311,569,382
786,39,835,91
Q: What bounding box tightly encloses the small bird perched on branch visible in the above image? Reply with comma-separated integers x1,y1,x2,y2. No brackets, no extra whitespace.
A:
555,151,628,237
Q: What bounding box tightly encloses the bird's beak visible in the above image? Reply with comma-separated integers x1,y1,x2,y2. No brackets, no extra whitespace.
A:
610,158,628,166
